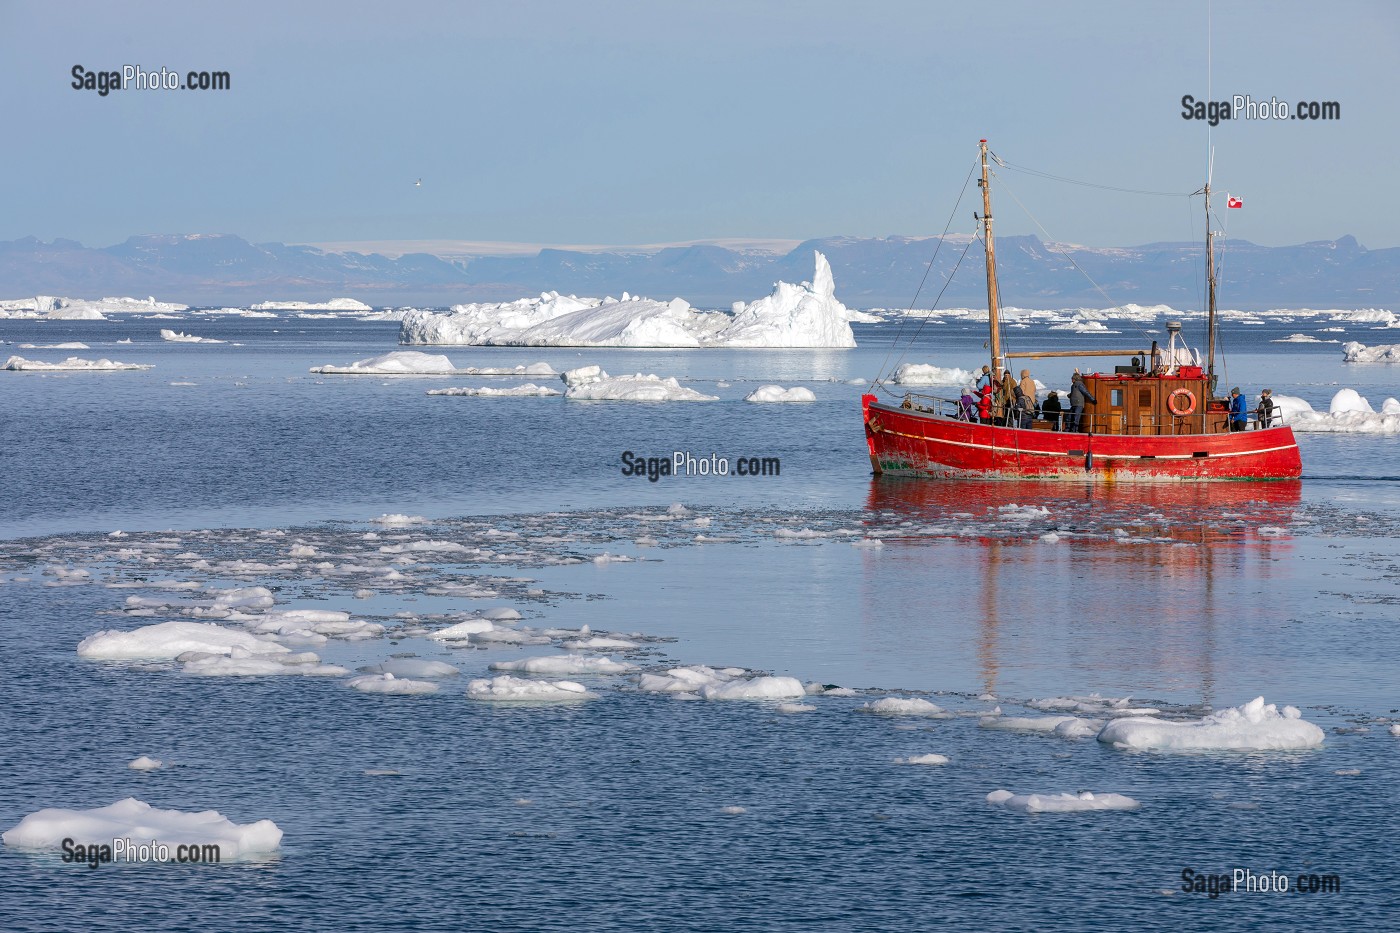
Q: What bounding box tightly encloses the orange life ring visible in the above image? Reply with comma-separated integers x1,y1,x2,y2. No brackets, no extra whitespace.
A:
1168,388,1197,416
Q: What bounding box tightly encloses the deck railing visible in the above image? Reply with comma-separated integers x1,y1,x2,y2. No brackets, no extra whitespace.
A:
889,392,1289,435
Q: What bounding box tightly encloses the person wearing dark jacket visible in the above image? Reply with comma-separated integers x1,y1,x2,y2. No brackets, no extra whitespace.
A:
1256,388,1278,428
1041,390,1064,430
1067,372,1096,433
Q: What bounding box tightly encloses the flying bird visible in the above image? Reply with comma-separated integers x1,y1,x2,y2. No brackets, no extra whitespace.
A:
414,179,422,187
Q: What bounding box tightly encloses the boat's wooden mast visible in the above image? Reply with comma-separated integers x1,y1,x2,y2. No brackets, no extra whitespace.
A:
980,139,1003,376
1205,181,1218,390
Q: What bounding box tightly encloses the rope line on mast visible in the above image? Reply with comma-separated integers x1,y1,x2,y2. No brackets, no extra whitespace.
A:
991,154,1193,199
871,158,978,389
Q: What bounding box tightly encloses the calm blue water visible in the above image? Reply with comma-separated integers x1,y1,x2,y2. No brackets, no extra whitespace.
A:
2,315,1398,931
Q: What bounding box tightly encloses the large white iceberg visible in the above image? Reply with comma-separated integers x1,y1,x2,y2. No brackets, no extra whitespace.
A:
0,295,189,320
1096,696,1325,751
3,798,282,859
398,252,856,349
1343,341,1400,363
1273,390,1400,434
251,298,372,311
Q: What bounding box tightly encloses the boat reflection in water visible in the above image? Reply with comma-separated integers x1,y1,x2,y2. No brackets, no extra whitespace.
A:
857,478,1303,706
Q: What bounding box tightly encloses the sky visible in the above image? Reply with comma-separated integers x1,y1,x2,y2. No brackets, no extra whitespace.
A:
1,0,1396,253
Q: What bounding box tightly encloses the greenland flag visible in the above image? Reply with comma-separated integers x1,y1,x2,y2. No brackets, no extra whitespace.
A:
1227,195,1243,209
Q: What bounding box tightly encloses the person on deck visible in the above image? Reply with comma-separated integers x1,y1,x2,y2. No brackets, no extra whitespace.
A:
977,380,994,424
1017,369,1038,429
1041,390,1064,430
998,370,1017,426
1229,387,1249,431
1068,371,1096,433
975,365,993,394
1256,388,1278,428
959,389,977,421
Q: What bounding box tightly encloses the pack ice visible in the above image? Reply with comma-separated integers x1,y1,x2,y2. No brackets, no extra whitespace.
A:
399,252,858,349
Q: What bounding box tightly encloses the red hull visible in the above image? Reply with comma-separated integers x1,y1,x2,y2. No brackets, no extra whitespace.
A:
862,395,1302,481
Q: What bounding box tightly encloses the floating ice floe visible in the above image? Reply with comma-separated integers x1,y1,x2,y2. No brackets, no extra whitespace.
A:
1273,390,1400,434
777,702,816,713
1049,320,1120,334
2,798,282,858
561,635,639,650
4,355,152,371
311,351,460,375
427,383,561,397
891,363,977,386
362,659,459,678
373,513,428,525
719,806,747,815
160,329,224,343
180,648,349,677
128,756,164,771
18,342,89,349
894,754,950,765
979,714,1101,737
986,790,1141,813
1343,341,1400,363
77,620,286,660
490,654,637,675
636,665,748,694
1096,696,1325,751
700,675,805,701
743,385,817,403
242,609,384,641
399,251,856,348
560,366,718,402
427,618,496,641
251,298,372,312
345,673,440,694
465,675,595,702
1272,333,1336,344
0,295,189,320
860,697,951,718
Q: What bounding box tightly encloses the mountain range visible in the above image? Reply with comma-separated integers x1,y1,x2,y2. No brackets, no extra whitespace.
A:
0,232,1395,310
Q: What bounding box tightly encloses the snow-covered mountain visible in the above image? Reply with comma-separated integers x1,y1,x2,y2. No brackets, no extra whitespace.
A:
0,232,1395,309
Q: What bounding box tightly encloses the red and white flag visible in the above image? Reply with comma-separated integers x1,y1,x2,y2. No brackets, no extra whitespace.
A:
1227,195,1243,209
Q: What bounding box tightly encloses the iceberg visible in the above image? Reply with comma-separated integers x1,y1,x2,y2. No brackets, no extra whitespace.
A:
560,366,717,402
77,620,287,660
891,363,977,386
4,355,152,372
1273,390,1400,433
2,798,282,859
700,675,805,700
399,251,856,349
311,351,460,375
344,673,440,695
251,298,372,312
1096,696,1325,751
860,697,950,718
743,385,816,403
1342,341,1400,363
0,295,189,320
160,329,224,344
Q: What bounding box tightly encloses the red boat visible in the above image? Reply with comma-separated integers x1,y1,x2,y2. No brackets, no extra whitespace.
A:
862,140,1302,482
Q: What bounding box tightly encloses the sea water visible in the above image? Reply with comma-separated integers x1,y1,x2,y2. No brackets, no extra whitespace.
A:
1,316,1396,931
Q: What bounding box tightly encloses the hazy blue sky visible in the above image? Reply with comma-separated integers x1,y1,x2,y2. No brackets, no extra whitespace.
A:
2,0,1396,251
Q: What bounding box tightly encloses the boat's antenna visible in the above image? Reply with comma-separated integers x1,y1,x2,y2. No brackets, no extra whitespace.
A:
979,139,1003,376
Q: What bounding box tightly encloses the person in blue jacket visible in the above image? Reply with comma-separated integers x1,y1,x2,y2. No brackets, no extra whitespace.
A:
1228,387,1249,431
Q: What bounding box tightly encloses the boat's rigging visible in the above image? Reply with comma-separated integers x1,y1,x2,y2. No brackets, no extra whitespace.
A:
872,158,979,392
991,155,1195,200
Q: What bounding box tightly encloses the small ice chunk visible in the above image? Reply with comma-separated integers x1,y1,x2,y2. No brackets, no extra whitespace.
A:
986,789,1141,813
428,618,495,640
465,675,595,702
364,659,459,679
490,654,637,675
719,806,747,815
777,702,816,713
345,673,440,695
894,753,950,765
861,698,950,718
743,385,817,403
127,756,163,771
700,675,806,701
